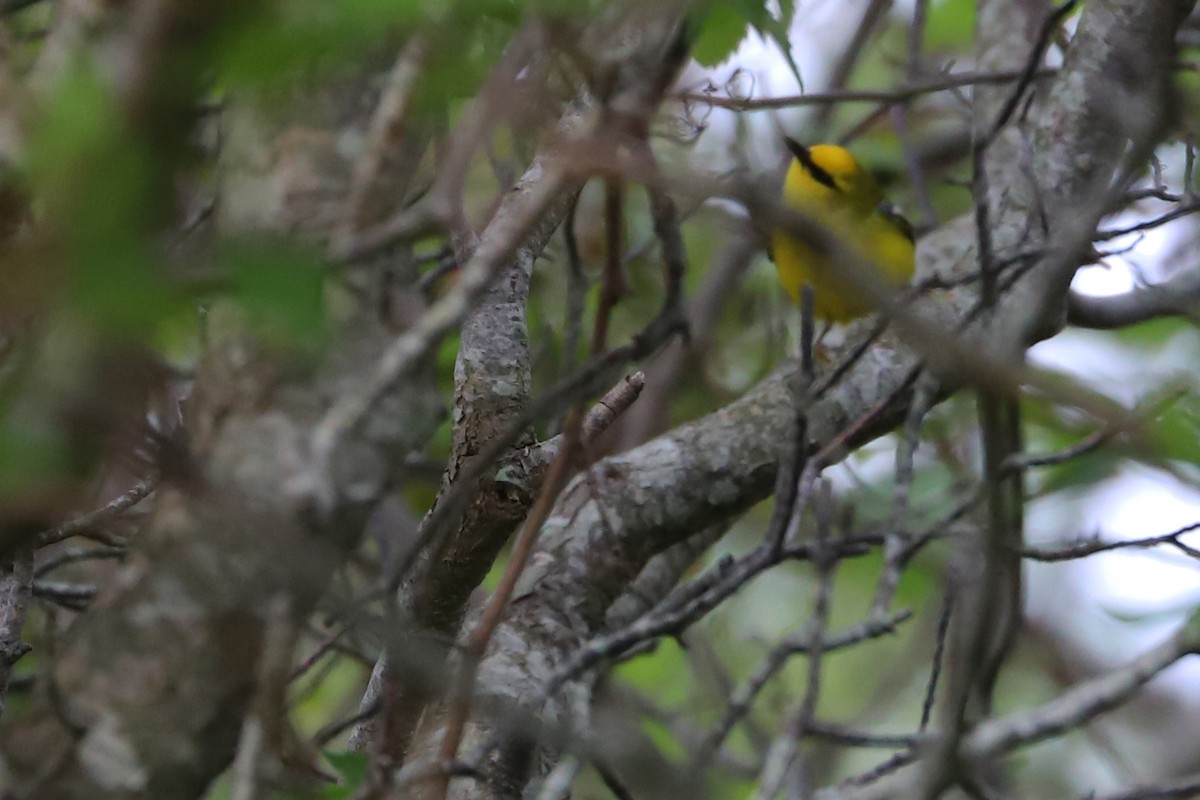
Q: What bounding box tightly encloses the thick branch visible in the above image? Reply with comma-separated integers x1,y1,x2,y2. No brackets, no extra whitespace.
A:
1067,266,1200,328
433,1,1196,796
403,161,579,637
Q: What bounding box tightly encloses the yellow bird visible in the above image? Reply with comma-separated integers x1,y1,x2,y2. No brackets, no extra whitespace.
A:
771,139,916,321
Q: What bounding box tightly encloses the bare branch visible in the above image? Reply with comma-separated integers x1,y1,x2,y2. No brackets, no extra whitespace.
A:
965,613,1200,760
435,2,1197,796
0,550,32,720
581,372,646,441
35,476,158,548
337,35,430,240
680,69,1059,111
310,151,577,508
1068,266,1200,329
1022,521,1200,562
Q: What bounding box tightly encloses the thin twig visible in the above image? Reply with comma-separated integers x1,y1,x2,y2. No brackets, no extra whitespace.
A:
33,546,125,579
561,196,588,377
1095,202,1200,240
540,532,888,705
813,0,893,133
314,699,382,748
984,1,1079,144
338,35,429,240
290,623,355,683
964,612,1200,759
755,483,843,799
31,581,96,610
871,373,938,620
822,749,919,794
1003,427,1113,471
679,68,1058,111
36,477,158,548
591,178,627,355
919,587,955,732
1022,521,1200,562
696,610,912,764
806,722,927,750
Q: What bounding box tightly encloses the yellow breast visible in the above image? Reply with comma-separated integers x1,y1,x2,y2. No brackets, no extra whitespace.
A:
772,148,916,322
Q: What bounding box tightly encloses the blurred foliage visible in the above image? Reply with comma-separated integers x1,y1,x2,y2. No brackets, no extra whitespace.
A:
924,0,975,51
223,240,327,345
3,0,1200,797
690,0,800,85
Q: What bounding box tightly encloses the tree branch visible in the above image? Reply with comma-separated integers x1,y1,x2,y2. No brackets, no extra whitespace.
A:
1067,266,1200,329
428,1,1197,796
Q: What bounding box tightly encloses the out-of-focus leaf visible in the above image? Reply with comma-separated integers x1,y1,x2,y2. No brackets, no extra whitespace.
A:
217,0,427,84
640,717,688,763
925,0,975,51
615,637,692,709
1038,451,1124,495
224,241,327,344
218,0,525,93
1113,315,1189,348
30,70,183,335
293,658,367,740
691,1,750,67
320,750,369,799
1147,391,1200,468
688,1,799,83
525,0,606,16
733,0,802,88
1177,63,1200,133
0,419,70,500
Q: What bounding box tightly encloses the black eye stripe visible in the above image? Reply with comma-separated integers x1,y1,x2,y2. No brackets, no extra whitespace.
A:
804,159,839,191
784,137,839,191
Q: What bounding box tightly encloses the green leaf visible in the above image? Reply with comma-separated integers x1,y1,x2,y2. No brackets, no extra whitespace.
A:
734,0,801,89
324,749,366,776
1038,451,1123,495
217,0,427,84
30,69,184,336
0,419,71,500
691,1,749,67
614,637,692,707
688,0,800,85
925,0,976,51
1114,315,1189,348
223,241,327,344
1147,391,1200,468
325,750,368,788
729,0,771,30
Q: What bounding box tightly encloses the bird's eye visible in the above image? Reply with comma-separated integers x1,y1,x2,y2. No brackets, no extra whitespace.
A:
784,138,839,191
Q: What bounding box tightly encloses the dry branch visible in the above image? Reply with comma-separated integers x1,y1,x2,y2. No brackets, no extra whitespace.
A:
413,2,1197,797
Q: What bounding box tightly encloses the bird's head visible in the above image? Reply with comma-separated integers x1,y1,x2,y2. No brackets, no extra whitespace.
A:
783,138,883,214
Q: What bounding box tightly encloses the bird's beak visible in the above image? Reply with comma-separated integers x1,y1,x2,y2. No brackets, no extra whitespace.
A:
784,137,809,162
